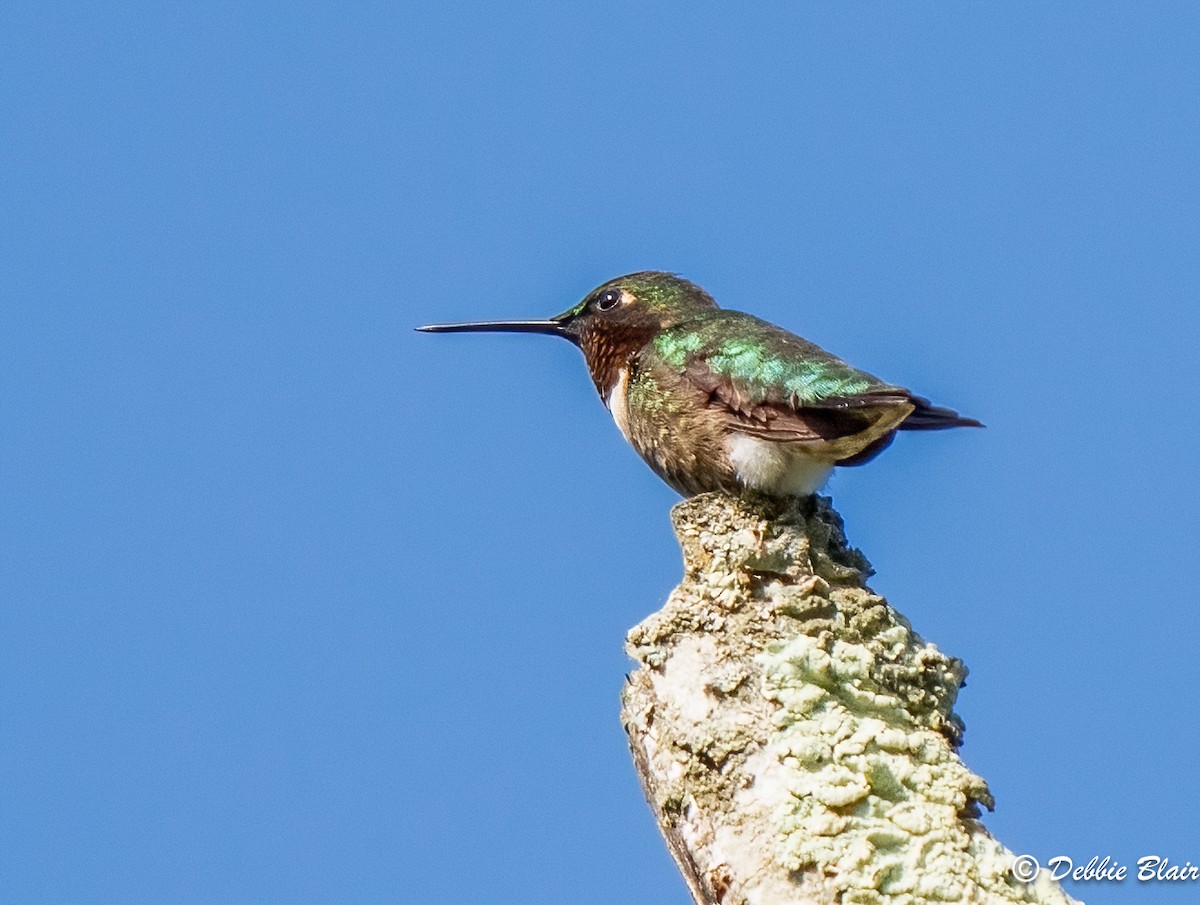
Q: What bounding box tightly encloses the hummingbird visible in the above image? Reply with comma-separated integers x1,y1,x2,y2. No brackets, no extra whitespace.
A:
418,272,981,498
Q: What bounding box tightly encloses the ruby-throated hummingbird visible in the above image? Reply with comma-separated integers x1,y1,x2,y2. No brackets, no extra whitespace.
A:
418,272,981,498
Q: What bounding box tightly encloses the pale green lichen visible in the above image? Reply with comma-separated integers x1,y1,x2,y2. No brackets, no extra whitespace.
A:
763,630,1000,902
622,492,1077,905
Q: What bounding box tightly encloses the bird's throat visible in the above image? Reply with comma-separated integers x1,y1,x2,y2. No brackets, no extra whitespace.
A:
580,324,656,400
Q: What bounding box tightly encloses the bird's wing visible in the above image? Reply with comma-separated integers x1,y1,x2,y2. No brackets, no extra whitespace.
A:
649,313,917,453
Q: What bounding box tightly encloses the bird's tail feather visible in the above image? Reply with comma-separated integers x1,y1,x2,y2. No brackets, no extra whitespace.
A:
898,395,984,430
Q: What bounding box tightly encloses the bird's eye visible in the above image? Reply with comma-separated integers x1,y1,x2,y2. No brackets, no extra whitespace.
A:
594,289,622,312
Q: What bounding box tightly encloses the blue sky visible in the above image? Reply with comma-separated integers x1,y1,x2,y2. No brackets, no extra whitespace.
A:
3,4,1198,904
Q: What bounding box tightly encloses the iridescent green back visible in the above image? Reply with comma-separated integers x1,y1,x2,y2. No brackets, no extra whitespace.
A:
652,311,894,405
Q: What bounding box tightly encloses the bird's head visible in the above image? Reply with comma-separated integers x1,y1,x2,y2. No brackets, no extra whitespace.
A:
417,272,719,395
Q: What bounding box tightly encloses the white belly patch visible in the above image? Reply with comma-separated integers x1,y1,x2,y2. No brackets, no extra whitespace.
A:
726,433,833,496
606,367,633,441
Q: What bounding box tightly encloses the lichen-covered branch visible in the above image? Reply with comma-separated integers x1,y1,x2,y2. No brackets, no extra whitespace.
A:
621,492,1076,905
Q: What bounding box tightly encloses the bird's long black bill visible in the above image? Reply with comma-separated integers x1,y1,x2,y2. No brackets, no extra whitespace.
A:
416,319,565,337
